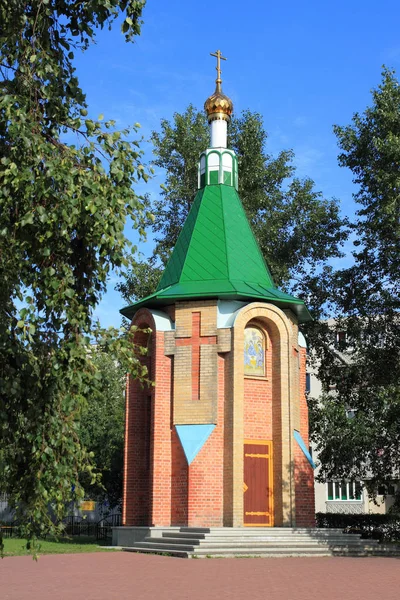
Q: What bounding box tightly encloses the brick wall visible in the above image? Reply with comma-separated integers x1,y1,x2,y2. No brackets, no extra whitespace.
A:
123,310,173,527
150,330,173,525
243,329,272,440
186,354,225,526
170,422,188,525
294,346,315,527
270,324,283,526
122,317,153,526
223,345,234,526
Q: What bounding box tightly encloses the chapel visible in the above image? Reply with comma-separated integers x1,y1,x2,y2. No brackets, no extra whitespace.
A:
120,51,315,530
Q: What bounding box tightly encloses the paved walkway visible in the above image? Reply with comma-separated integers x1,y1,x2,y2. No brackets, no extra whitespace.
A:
1,552,400,600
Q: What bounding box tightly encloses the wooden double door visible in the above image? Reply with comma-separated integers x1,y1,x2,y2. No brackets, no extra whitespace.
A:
243,440,273,526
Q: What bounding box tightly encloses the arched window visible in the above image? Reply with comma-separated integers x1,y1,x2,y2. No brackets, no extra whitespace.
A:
244,326,265,376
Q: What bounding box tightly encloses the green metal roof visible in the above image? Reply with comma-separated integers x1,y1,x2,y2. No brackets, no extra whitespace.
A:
121,184,312,322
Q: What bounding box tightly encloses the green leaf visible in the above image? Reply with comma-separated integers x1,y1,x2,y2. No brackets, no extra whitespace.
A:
0,0,149,553
21,213,34,226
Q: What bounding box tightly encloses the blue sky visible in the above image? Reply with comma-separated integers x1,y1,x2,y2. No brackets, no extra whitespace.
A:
72,0,400,327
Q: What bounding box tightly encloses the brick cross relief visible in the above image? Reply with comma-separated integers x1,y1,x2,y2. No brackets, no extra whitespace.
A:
175,312,217,400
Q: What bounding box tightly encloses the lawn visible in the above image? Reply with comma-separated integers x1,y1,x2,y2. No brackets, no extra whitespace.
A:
1,536,117,557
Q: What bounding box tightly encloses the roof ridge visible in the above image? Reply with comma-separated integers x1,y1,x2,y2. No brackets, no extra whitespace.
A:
220,186,274,287
219,185,229,281
177,190,202,285
229,186,276,288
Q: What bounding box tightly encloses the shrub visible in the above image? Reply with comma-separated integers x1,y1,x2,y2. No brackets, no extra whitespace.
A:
316,512,400,542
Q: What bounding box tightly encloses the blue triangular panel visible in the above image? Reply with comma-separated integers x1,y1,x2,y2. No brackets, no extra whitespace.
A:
294,429,316,469
175,424,216,465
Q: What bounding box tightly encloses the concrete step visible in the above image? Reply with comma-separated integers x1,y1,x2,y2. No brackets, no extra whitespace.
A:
178,528,361,539
163,532,367,545
147,537,201,546
131,540,374,552
162,538,356,546
159,536,372,548
201,542,372,550
122,544,400,559
120,528,399,559
132,541,196,552
123,546,189,558
192,548,332,557
163,532,206,540
123,544,332,558
122,539,399,559
179,527,211,533
190,540,374,548
179,527,346,534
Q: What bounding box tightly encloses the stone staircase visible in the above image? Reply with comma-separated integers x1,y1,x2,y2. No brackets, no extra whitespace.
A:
122,527,400,558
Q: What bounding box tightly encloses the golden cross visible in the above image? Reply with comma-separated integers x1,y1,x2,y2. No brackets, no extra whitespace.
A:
210,49,227,81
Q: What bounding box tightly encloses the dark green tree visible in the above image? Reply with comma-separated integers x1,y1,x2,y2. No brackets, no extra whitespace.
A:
79,351,126,509
0,0,150,551
118,105,348,315
118,257,163,305
310,68,400,501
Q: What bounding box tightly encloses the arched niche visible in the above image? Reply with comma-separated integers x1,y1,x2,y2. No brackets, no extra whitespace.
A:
230,303,296,528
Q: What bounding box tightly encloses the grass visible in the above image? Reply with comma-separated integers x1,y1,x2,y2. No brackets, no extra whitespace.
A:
1,535,117,557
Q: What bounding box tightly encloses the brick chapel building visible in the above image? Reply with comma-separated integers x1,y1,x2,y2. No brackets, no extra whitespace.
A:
120,52,315,531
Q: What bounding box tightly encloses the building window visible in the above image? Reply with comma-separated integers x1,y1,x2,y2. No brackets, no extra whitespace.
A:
334,330,347,347
306,373,311,393
327,480,362,501
244,326,265,376
346,408,357,419
223,170,232,185
378,483,396,496
209,170,219,184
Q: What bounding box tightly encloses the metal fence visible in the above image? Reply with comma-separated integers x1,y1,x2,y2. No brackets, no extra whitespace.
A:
0,521,19,539
0,513,122,542
95,513,122,541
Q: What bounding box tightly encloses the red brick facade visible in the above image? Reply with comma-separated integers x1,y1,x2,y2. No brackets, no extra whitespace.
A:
123,302,315,528
294,346,315,527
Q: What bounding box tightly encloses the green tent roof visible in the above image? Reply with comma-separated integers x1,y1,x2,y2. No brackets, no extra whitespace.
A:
121,184,311,322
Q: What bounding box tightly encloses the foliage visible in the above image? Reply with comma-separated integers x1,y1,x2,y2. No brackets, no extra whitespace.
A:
117,258,163,304
316,512,400,542
0,0,149,552
79,351,126,508
150,105,210,262
310,68,400,497
119,105,348,310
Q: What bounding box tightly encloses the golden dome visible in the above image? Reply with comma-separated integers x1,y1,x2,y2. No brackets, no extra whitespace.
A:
204,82,234,122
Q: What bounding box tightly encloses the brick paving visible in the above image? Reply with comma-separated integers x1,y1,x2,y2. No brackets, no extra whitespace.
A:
1,552,400,600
